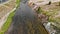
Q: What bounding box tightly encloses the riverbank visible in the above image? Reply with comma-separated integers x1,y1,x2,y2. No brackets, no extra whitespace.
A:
0,0,16,29
0,0,20,34
28,0,60,34
0,9,15,34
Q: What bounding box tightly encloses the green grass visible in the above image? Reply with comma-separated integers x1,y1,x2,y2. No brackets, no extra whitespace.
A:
16,0,20,8
36,7,42,14
0,0,20,34
0,11,15,34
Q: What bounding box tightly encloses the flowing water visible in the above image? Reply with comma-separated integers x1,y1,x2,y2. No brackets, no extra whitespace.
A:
5,0,49,34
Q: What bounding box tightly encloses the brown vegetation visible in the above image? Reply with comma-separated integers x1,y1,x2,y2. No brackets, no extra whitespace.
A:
0,0,16,20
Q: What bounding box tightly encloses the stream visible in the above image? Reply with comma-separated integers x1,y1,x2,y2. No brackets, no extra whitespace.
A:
5,0,49,34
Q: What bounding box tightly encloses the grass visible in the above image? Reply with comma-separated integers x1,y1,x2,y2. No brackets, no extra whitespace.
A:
37,4,60,22
0,0,20,34
37,2,60,29
0,11,15,34
16,0,20,8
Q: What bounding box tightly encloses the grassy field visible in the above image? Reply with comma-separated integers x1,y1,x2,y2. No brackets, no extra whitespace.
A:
0,0,20,34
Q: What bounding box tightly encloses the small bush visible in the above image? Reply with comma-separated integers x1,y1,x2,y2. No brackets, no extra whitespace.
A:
48,1,51,5
36,7,42,14
59,2,60,6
